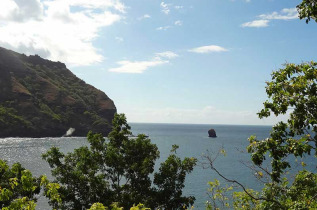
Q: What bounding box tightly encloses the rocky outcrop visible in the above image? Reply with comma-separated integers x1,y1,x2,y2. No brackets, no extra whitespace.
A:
208,129,217,138
0,47,116,137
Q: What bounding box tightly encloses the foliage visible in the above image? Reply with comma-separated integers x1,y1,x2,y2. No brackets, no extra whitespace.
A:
130,203,150,210
205,179,260,210
205,62,317,209
0,159,40,209
232,189,260,210
88,203,150,210
256,171,317,209
42,113,197,209
297,0,317,23
205,179,233,210
0,49,115,137
249,61,317,182
0,158,152,210
39,102,62,122
0,160,61,210
89,203,108,210
0,105,32,128
153,145,196,209
1,197,36,210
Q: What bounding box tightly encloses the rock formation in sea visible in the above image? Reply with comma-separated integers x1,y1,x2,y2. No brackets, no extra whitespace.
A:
0,47,116,137
208,129,217,137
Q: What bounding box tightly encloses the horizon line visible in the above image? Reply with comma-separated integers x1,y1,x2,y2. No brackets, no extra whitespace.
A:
128,121,274,126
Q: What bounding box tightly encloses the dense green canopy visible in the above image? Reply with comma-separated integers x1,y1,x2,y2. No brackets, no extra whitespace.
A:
42,114,197,209
297,0,317,23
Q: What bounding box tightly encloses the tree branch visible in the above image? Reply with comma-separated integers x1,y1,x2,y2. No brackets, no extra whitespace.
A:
203,154,285,209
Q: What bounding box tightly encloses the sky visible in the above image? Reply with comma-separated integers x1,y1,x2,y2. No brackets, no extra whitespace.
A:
0,0,316,125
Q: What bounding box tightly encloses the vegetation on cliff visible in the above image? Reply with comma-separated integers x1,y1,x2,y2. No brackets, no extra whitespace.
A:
0,47,116,137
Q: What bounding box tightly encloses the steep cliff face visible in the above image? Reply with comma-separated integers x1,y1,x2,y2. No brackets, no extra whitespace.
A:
0,47,116,137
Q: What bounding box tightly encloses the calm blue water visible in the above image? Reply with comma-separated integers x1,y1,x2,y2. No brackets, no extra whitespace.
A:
131,123,272,208
0,124,313,209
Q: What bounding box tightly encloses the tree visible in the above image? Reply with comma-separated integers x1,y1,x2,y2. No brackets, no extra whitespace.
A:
297,0,317,23
0,160,149,210
246,61,317,209
0,159,61,210
204,62,317,209
249,62,317,182
42,113,197,209
153,145,196,209
0,160,39,209
203,0,317,207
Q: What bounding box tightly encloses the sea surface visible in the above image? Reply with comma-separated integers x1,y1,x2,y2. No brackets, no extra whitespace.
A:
0,123,314,209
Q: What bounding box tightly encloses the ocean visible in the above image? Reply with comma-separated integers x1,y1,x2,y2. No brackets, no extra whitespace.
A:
0,123,310,209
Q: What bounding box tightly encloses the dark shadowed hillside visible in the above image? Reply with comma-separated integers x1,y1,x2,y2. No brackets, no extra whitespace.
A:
0,47,116,137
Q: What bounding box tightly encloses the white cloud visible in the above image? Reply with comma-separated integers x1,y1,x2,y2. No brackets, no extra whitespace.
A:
63,0,126,13
160,2,170,15
125,106,290,125
241,19,269,28
155,51,178,59
174,5,183,10
109,50,178,73
258,8,298,20
115,36,124,42
231,0,251,2
156,26,171,31
188,45,228,54
0,0,43,22
144,14,151,18
0,0,125,66
138,14,151,20
174,20,183,26
0,0,19,19
242,8,298,28
109,59,168,73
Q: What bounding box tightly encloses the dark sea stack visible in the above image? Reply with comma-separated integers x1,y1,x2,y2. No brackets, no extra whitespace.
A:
208,129,217,137
0,47,116,137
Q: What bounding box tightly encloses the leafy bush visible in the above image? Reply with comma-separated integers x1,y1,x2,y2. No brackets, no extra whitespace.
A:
0,160,61,210
205,62,317,209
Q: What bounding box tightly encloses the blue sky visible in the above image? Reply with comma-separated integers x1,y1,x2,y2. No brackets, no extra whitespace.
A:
0,0,316,124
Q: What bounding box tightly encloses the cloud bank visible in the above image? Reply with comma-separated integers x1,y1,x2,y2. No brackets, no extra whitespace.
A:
242,8,298,28
155,51,178,59
156,26,171,31
109,51,178,73
241,20,269,28
188,45,228,54
125,106,290,125
174,20,183,26
0,0,125,66
160,2,170,15
138,14,151,20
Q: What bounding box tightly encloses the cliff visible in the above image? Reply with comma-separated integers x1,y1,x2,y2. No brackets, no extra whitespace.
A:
0,47,116,137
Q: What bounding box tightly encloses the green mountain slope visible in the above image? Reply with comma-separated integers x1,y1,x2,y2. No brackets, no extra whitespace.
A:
0,47,116,137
